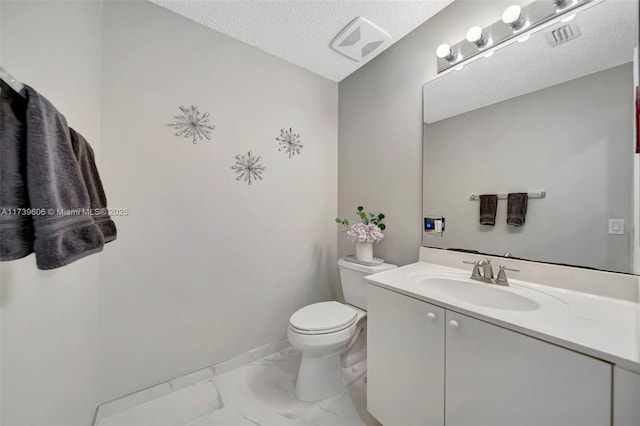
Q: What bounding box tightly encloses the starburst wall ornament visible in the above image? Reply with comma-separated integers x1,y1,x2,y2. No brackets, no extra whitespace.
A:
167,105,215,144
276,128,303,158
231,151,266,185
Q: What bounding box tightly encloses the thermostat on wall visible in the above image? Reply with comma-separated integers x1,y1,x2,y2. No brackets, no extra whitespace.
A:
424,217,445,234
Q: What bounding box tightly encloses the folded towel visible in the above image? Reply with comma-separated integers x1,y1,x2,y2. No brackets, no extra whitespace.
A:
0,80,34,260
69,128,117,243
479,194,498,226
1,83,116,269
507,193,528,226
25,85,109,269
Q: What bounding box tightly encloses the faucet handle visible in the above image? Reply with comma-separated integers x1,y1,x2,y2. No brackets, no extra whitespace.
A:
495,265,520,285
462,260,482,278
500,265,519,272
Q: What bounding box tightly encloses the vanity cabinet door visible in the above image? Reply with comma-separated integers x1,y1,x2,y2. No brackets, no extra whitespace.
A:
613,367,640,426
445,311,612,426
367,284,445,426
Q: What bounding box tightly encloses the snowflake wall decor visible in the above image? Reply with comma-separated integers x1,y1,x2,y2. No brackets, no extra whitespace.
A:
167,105,215,144
231,151,266,185
276,127,303,158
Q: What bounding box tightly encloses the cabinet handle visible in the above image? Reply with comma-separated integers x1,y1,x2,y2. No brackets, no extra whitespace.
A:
449,320,460,328
427,312,437,320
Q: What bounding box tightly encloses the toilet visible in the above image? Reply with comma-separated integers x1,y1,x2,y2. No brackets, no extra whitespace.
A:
287,258,397,402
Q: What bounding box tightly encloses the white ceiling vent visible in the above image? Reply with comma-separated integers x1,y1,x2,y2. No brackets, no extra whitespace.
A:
331,17,392,62
545,20,582,47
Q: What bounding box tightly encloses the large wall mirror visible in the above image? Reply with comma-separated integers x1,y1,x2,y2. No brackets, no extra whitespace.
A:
422,0,638,274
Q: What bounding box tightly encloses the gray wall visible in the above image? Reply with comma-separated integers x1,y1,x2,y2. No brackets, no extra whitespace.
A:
0,1,102,425
338,1,530,266
1,0,338,420
98,1,338,402
423,64,633,273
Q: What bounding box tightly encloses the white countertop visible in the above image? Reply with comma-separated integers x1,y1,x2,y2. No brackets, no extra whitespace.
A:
365,261,640,374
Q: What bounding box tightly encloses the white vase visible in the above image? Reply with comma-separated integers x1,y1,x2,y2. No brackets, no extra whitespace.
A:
355,242,373,262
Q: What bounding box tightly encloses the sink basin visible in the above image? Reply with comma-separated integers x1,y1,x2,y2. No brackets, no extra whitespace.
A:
420,277,540,311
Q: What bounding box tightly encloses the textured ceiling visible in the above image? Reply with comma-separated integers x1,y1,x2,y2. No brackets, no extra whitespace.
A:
149,0,453,82
423,0,638,123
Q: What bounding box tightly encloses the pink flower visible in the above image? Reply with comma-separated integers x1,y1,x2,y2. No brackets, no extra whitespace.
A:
346,223,384,243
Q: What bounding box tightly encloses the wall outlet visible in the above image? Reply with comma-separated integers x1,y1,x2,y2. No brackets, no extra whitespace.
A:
608,219,625,235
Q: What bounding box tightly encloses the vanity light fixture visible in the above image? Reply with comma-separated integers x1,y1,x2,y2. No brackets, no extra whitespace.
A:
517,34,531,43
436,43,457,62
466,26,489,48
434,0,601,74
502,5,527,31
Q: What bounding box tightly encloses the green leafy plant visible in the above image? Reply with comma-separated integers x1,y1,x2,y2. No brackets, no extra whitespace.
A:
335,205,387,231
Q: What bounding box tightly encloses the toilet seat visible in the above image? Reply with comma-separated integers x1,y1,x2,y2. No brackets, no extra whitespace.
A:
289,301,358,335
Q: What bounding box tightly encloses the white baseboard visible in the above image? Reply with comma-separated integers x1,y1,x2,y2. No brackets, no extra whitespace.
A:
93,338,291,425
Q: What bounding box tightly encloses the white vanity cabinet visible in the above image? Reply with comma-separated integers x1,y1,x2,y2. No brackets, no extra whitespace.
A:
613,367,640,426
367,284,613,426
445,310,611,426
367,283,445,426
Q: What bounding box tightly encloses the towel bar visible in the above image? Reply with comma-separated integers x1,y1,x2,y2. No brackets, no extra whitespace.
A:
469,191,546,201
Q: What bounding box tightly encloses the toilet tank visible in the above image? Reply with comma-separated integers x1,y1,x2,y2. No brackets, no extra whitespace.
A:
338,258,397,310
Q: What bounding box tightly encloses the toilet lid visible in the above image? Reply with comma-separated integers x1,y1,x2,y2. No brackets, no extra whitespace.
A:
289,301,357,333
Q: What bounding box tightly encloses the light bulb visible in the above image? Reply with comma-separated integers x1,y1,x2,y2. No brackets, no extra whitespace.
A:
466,26,482,43
502,5,521,24
502,5,525,30
436,43,456,61
466,26,488,48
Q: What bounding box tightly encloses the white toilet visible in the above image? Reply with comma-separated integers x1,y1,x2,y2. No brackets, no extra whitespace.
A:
287,258,397,402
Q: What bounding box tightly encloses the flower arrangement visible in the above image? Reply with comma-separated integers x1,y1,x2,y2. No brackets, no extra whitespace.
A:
335,206,386,243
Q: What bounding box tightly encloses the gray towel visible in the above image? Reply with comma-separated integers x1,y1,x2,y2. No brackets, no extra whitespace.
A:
507,193,528,226
0,83,116,269
479,194,498,226
0,80,33,260
69,128,117,243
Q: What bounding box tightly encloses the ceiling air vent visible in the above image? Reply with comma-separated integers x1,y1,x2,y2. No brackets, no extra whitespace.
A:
545,20,581,47
331,17,391,62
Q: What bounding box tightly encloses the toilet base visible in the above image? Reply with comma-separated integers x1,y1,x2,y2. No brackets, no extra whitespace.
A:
342,351,367,388
294,351,344,402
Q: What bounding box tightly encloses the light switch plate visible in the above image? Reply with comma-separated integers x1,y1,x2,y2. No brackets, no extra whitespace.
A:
608,219,625,235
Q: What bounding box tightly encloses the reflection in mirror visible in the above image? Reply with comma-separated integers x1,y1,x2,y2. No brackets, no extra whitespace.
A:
422,0,638,274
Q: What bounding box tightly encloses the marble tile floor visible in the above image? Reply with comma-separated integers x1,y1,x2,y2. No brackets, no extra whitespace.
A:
97,347,381,426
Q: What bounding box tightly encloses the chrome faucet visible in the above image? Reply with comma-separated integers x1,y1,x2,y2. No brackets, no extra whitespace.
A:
462,259,494,283
463,259,519,285
477,259,494,281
